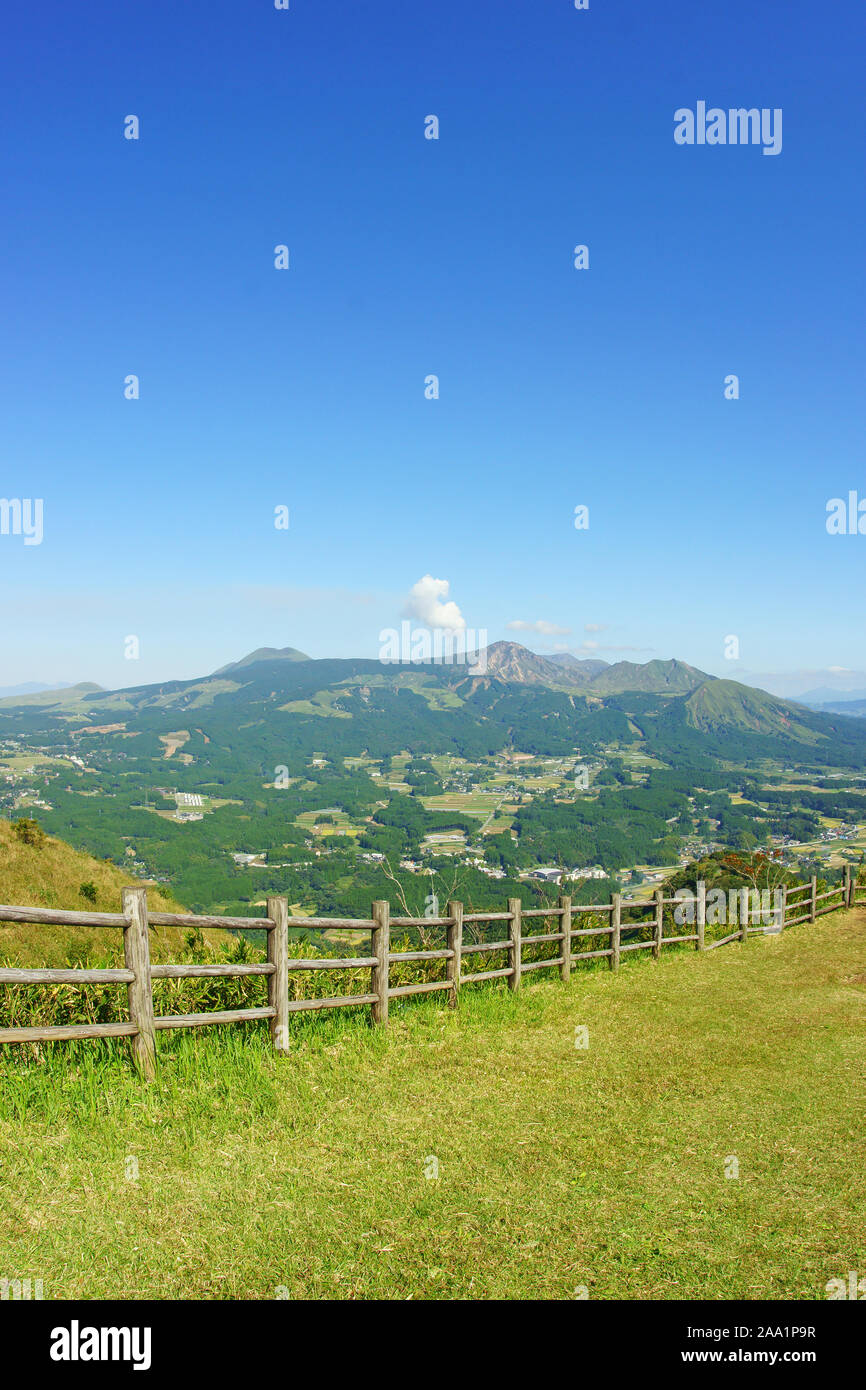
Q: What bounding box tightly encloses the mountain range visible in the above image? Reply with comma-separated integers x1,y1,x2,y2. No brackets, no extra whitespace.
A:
475,643,708,695
0,681,75,699
805,698,866,719
1,642,865,769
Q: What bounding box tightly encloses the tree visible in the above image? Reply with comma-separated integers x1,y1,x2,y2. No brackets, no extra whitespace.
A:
720,850,789,897
379,856,470,949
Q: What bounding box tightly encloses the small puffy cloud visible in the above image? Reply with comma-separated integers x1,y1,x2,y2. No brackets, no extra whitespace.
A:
584,622,607,633
404,575,466,630
507,619,572,636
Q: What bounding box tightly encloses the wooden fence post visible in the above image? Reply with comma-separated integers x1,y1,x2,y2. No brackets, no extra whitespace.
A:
609,893,621,971
558,894,572,983
371,900,390,1026
446,900,462,1007
696,879,706,951
653,889,663,959
508,897,522,991
780,884,788,930
809,874,817,923
266,896,290,1054
739,886,749,942
844,863,853,908
122,886,156,1080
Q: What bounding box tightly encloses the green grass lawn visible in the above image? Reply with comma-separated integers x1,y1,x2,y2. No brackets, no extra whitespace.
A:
1,908,864,1300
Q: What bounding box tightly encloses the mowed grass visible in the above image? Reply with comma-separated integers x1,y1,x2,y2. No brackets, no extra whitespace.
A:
1,910,865,1300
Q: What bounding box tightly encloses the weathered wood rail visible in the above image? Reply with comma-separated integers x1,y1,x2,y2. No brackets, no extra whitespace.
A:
0,866,862,1077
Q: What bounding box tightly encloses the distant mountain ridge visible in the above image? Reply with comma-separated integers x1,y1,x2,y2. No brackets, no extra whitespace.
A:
589,657,708,695
547,652,610,677
0,681,75,699
471,642,709,695
807,698,866,719
0,681,102,709
797,687,866,707
1,643,864,768
476,642,585,687
213,647,310,676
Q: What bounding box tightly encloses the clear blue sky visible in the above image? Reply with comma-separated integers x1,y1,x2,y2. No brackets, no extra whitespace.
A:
1,0,863,696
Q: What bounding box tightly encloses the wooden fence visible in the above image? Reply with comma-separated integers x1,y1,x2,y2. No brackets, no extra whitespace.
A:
0,866,863,1078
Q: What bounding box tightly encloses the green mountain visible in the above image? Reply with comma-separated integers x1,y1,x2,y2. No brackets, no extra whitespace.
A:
1,645,864,771
683,680,822,742
0,681,103,709
589,658,707,695
3,645,864,918
212,647,310,676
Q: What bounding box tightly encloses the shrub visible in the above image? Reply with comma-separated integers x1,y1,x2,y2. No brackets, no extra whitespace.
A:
12,818,45,848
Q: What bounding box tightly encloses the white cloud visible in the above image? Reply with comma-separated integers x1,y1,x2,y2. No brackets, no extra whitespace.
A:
507,619,572,636
584,622,607,633
404,575,466,631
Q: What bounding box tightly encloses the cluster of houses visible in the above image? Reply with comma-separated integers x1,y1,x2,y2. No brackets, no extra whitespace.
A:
229,851,302,869
817,823,862,842
771,824,864,854
526,866,608,885
0,765,55,816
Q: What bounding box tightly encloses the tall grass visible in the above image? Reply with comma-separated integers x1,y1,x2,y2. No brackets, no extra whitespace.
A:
0,896,734,1060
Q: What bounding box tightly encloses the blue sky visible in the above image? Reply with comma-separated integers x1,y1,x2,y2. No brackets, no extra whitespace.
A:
1,0,863,696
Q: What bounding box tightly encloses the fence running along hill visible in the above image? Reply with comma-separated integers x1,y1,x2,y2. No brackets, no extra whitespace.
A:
0,867,863,1079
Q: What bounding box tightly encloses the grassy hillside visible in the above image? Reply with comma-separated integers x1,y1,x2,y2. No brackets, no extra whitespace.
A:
0,681,102,710
684,678,822,742
0,819,214,966
1,906,863,1299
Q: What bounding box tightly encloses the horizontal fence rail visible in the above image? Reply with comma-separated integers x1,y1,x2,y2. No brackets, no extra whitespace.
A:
0,864,863,1076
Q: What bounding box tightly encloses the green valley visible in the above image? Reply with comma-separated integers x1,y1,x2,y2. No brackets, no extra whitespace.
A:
1,643,864,924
